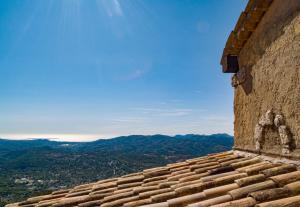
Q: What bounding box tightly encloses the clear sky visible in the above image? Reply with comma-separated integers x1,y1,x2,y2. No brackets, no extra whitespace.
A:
0,0,247,141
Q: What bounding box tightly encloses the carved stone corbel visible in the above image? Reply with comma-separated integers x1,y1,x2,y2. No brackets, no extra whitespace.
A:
231,74,239,88
254,110,292,155
274,114,284,127
231,69,246,88
254,124,263,151
278,125,292,154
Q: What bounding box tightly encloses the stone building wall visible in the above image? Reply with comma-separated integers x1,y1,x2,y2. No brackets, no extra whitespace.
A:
233,0,300,158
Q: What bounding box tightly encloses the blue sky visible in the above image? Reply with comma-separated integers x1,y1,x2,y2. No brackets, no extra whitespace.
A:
0,0,247,141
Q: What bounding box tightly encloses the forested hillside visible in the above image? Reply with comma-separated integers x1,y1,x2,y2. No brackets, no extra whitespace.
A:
0,134,233,206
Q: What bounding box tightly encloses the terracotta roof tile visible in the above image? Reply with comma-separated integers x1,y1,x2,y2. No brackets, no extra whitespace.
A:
256,195,300,207
7,151,300,207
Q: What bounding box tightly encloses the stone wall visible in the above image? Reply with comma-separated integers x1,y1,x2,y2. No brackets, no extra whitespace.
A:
233,0,300,158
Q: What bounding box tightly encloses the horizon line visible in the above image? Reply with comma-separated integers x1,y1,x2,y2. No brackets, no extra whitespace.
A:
0,132,233,142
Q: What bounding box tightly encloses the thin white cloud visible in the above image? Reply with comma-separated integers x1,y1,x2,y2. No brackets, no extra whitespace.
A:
157,101,167,105
131,107,193,117
100,0,123,17
170,99,183,104
112,0,123,16
159,110,191,117
119,69,147,81
109,117,146,123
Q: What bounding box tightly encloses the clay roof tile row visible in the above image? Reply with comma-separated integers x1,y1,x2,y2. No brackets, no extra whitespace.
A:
6,151,300,207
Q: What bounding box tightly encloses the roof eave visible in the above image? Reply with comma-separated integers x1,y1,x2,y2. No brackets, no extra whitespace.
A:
221,0,274,73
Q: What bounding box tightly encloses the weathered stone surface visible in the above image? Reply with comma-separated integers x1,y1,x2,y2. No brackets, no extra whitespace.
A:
233,0,300,158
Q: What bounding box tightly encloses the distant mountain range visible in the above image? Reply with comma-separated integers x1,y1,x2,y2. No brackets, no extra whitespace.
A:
0,134,233,207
